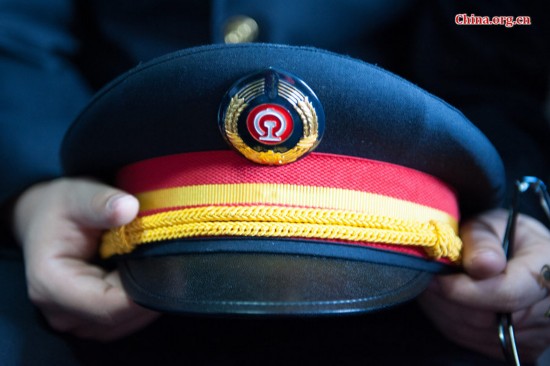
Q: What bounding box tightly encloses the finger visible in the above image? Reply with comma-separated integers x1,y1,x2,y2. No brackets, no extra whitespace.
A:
436,271,544,313
514,325,550,363
437,257,550,312
420,285,498,330
500,295,550,362
43,262,159,333
420,285,550,362
44,294,160,341
64,179,139,229
418,290,502,358
513,293,550,330
71,309,160,342
439,214,550,312
460,209,507,279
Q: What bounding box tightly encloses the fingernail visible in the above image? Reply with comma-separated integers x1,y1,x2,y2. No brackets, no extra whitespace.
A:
106,193,131,212
472,248,502,265
467,248,505,278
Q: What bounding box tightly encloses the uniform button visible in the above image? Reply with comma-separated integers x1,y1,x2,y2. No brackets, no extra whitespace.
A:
224,16,259,44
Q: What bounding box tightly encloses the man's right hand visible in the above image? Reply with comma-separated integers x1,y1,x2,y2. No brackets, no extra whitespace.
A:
13,178,160,341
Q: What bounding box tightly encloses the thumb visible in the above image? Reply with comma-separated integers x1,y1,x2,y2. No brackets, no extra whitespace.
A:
65,179,139,229
460,209,507,279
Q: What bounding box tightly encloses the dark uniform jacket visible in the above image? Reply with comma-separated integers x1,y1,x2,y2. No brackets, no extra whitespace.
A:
0,0,548,364
1,0,549,208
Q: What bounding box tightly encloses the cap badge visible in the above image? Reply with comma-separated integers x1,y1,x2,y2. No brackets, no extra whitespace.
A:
219,68,324,165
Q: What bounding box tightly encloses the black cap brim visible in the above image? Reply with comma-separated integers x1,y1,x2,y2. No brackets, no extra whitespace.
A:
119,240,435,315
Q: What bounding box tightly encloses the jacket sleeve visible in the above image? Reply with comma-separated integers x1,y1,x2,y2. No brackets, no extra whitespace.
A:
408,0,550,221
0,0,92,206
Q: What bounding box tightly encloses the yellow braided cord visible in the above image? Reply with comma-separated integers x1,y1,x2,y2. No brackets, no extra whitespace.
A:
101,205,462,262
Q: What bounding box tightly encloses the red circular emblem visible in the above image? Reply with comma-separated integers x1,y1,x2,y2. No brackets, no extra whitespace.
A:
246,104,294,145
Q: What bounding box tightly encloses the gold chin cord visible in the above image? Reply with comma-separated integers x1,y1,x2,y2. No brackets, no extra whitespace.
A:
498,177,550,366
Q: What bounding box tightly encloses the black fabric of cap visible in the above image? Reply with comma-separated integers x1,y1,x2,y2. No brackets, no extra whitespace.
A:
61,44,505,315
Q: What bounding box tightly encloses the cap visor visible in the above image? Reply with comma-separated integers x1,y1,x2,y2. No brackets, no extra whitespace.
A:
119,242,434,315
